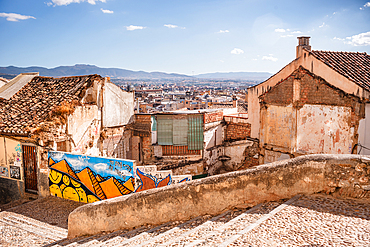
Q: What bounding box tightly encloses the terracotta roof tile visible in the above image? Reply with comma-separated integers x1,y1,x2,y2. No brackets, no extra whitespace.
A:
0,74,103,136
311,50,370,91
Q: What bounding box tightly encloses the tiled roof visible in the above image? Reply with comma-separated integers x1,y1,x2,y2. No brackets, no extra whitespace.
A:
0,73,39,100
311,50,370,91
0,74,102,136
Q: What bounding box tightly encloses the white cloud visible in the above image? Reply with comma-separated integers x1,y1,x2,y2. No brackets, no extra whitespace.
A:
126,25,145,31
291,31,302,34
231,48,244,55
164,24,185,29
319,22,325,28
49,0,106,6
333,37,345,41
345,31,370,46
281,34,294,38
164,24,178,28
274,28,286,33
262,55,278,62
360,2,370,10
101,8,113,14
0,12,36,22
218,30,229,33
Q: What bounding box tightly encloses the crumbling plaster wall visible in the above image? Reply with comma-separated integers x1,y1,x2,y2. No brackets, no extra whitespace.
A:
68,105,100,155
68,154,370,238
206,140,258,175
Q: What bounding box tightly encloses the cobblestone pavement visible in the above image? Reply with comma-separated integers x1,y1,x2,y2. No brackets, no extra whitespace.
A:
0,194,369,247
233,195,370,247
0,196,83,247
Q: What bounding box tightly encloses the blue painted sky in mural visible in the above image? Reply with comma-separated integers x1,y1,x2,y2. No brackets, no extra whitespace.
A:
49,151,134,181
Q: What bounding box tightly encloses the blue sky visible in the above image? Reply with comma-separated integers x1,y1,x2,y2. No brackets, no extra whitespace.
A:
0,0,369,75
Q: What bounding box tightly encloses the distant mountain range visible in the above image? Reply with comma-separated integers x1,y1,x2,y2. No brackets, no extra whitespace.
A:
0,64,192,80
195,72,272,81
0,64,273,81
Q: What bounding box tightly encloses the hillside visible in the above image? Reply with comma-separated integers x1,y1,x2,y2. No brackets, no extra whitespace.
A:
0,65,192,80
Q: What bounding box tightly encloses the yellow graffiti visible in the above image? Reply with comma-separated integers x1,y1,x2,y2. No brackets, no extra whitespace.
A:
49,184,62,197
71,178,81,187
63,175,70,186
62,187,80,202
60,184,66,192
49,170,62,184
76,187,87,203
87,195,100,203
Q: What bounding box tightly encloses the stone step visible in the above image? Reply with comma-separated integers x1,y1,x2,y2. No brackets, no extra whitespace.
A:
5,214,68,238
0,215,67,241
110,221,185,247
217,195,302,247
50,196,299,247
184,201,281,246
134,216,206,247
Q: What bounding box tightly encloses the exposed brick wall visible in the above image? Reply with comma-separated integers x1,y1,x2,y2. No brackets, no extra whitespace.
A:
204,111,223,124
260,66,365,122
225,122,251,141
259,76,293,106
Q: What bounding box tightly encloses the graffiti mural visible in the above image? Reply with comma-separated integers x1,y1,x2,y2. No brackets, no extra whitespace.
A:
134,165,192,192
48,151,135,203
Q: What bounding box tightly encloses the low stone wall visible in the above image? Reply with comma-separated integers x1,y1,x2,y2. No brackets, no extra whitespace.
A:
68,154,370,238
0,177,24,205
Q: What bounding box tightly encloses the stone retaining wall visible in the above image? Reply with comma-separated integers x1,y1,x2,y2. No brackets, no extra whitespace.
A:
68,154,370,238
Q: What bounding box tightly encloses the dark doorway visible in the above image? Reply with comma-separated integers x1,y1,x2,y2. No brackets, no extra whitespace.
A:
22,145,38,192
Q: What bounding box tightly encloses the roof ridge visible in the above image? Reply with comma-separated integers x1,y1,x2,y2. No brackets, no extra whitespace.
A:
312,50,368,55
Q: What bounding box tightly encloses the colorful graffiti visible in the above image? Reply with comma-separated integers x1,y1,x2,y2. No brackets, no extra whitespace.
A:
48,151,135,203
134,165,191,192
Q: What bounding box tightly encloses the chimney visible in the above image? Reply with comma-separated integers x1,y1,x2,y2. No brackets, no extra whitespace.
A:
232,96,237,108
296,36,311,58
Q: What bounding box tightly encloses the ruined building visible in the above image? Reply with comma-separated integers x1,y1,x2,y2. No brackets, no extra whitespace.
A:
0,73,134,204
248,37,370,164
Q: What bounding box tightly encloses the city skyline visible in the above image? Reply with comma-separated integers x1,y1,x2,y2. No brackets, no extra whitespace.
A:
1,0,370,75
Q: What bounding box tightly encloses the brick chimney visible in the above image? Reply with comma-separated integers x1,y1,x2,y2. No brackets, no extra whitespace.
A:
296,36,311,58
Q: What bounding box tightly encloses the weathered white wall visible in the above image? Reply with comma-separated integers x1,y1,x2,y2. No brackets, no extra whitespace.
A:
204,125,222,150
68,105,100,155
224,140,254,167
297,104,353,154
103,82,134,127
358,103,370,155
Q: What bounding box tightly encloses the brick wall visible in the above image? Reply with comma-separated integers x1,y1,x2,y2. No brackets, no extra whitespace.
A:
259,77,293,106
225,122,251,141
204,111,223,124
260,66,365,122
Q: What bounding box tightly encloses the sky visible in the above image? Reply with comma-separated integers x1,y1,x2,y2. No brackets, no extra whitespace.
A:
0,0,370,75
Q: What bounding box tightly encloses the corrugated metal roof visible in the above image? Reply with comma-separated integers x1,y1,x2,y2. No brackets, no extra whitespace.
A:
0,73,39,100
